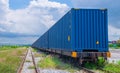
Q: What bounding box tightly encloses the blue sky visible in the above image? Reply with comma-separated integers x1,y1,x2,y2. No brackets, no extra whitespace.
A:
0,0,120,45
9,0,72,9
9,0,31,9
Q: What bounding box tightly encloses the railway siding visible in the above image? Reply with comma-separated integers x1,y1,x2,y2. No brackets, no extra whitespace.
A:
18,48,37,73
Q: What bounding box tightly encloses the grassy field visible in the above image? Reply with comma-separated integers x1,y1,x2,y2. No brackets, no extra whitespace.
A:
0,46,27,73
0,45,19,51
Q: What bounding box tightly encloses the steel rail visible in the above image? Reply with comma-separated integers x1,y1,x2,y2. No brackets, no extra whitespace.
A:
30,48,40,73
80,67,95,73
17,48,40,73
17,48,28,73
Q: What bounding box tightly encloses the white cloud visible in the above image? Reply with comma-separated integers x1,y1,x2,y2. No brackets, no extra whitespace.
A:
109,25,120,41
0,0,69,35
0,0,8,24
0,28,5,32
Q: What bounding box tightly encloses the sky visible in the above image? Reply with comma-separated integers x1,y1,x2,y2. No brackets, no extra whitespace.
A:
0,0,120,45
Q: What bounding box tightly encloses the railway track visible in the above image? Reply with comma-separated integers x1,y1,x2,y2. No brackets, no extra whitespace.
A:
17,48,105,73
31,48,40,73
80,67,95,73
17,48,39,73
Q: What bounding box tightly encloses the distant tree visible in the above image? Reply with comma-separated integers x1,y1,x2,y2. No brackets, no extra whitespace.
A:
117,38,120,47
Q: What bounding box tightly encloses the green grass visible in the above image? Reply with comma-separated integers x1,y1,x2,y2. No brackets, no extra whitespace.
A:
0,46,27,73
117,60,120,65
109,44,120,49
103,63,120,73
103,60,120,73
28,66,35,69
84,57,105,70
0,45,28,51
0,46,19,51
84,57,120,73
26,60,31,62
38,55,78,73
32,48,38,52
84,62,97,69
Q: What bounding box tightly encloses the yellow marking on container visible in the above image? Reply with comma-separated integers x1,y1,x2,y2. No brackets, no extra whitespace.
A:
107,52,111,58
68,36,70,41
71,52,77,58
96,41,99,44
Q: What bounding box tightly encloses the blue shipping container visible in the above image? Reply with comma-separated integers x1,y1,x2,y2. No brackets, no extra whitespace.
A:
32,8,108,53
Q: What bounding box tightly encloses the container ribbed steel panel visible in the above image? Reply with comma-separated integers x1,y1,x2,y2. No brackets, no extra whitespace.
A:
71,9,108,52
32,8,108,52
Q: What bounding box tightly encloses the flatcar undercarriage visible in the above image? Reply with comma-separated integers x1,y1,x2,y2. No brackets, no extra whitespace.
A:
33,47,111,64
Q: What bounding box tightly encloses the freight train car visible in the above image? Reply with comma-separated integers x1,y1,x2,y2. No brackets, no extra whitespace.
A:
32,8,111,64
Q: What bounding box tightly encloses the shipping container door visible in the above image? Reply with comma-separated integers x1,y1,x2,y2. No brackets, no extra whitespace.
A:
72,9,108,52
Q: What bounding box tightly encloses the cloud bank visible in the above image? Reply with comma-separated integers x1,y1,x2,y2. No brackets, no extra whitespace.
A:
0,0,69,35
0,0,69,44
